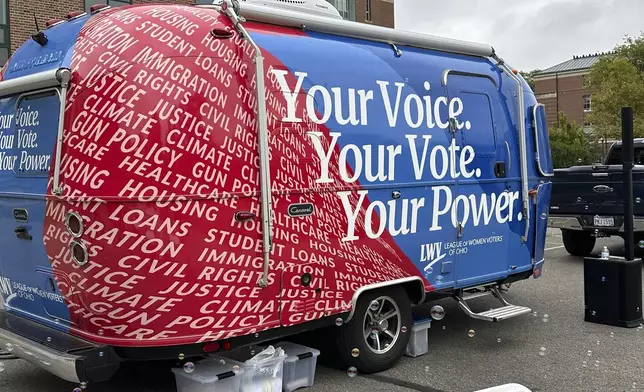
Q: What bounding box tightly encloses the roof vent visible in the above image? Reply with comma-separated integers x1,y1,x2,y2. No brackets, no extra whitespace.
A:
90,4,111,14
66,11,87,20
240,0,343,19
45,18,65,28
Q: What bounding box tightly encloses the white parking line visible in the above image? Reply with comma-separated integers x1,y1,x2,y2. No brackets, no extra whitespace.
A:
545,245,565,251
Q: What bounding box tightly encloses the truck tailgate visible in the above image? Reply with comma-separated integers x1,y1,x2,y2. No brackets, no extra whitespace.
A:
550,165,644,218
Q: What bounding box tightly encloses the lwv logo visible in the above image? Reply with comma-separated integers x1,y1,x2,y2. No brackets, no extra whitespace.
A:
421,242,445,271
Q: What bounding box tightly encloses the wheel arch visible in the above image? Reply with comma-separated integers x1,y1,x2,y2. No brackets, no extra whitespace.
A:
344,277,426,323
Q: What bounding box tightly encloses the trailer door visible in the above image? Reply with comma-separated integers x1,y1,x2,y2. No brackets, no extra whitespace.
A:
444,72,511,288
0,80,70,327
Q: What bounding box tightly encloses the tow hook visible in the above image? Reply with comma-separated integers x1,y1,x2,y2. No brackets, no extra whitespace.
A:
592,229,608,238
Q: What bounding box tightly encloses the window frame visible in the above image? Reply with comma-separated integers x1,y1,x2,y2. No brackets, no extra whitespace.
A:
0,0,9,67
583,94,592,112
582,74,592,88
365,0,371,22
326,0,355,20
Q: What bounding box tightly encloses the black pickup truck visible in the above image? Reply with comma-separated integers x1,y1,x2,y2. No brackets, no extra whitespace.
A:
548,139,644,256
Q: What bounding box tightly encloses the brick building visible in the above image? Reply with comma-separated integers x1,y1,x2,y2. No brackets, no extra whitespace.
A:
0,0,393,67
328,0,394,29
533,53,609,132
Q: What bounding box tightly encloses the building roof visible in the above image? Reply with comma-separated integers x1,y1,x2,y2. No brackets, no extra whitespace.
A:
535,52,613,76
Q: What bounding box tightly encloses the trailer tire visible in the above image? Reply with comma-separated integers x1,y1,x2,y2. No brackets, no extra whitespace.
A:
562,230,596,256
333,285,412,374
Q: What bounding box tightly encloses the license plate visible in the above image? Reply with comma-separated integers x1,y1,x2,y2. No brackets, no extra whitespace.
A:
594,216,614,227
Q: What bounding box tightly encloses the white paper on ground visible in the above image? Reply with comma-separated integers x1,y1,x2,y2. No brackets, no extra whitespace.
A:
474,383,532,392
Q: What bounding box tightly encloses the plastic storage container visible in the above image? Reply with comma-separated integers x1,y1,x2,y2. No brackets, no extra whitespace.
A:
217,345,287,392
404,318,431,357
274,342,321,392
171,357,245,392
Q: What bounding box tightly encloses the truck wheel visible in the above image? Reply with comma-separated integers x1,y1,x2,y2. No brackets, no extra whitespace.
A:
562,230,596,256
333,286,412,374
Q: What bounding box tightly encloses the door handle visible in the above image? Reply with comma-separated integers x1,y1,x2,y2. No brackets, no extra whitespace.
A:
14,226,32,240
494,162,506,178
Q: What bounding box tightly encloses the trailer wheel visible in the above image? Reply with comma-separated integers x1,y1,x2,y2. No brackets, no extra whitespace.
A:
562,230,596,256
334,286,412,374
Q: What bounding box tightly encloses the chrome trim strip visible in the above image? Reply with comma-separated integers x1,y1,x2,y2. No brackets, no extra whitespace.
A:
547,216,583,230
233,3,494,57
532,103,554,177
70,240,89,266
532,182,550,264
548,215,644,232
0,325,80,383
64,211,84,238
505,140,511,172
0,67,70,99
441,69,451,86
222,0,273,288
441,69,499,87
53,69,71,196
344,277,426,323
494,59,530,242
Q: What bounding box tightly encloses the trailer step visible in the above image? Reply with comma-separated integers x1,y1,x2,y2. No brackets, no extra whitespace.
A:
455,286,532,322
461,290,493,301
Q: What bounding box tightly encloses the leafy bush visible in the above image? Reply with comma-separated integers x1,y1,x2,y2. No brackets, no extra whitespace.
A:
548,112,599,168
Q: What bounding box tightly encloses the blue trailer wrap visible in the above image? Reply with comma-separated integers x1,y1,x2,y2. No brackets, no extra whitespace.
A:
0,0,553,385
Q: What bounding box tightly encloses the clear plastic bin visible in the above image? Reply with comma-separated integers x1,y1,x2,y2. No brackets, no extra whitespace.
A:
274,342,321,392
404,318,431,357
171,357,245,392
217,345,287,392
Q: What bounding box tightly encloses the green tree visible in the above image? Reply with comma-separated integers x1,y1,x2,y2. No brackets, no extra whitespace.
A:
519,69,540,91
587,33,644,139
548,112,597,168
615,33,644,74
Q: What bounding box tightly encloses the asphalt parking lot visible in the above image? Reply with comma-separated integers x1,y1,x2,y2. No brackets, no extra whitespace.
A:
2,229,644,392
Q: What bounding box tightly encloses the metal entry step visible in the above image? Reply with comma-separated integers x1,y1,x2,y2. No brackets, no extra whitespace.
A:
454,286,532,322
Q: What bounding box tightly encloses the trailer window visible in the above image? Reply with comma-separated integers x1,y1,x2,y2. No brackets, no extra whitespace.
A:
0,0,9,66
533,103,553,176
459,92,496,155
12,90,60,177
